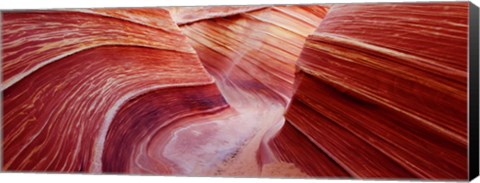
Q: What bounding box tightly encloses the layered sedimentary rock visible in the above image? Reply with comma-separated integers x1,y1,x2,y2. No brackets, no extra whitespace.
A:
2,9,231,173
171,5,330,176
2,2,470,180
268,3,468,179
2,9,186,90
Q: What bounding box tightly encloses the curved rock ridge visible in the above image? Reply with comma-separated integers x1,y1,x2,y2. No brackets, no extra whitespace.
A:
101,84,230,174
167,6,268,25
2,9,228,173
76,8,182,31
268,3,468,179
1,9,194,90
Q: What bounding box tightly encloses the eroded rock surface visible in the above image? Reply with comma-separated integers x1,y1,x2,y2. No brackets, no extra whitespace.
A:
2,9,227,173
268,3,468,179
1,3,470,180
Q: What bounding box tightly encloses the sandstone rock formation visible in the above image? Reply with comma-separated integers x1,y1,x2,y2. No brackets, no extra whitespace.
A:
2,9,227,173
267,2,468,179
1,2,470,180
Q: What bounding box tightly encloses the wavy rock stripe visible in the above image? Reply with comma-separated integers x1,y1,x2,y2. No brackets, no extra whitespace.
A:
2,9,225,173
1,9,194,90
319,3,468,72
177,5,329,105
270,2,468,179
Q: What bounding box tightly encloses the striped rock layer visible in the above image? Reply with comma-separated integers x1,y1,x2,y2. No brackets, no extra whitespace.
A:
1,2,470,180
268,2,469,180
2,9,230,174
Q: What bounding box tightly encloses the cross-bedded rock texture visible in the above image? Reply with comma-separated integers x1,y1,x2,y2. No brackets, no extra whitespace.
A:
266,2,468,179
1,2,471,180
2,9,227,173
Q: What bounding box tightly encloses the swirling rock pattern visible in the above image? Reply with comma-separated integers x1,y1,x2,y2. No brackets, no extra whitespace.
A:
1,2,471,180
2,9,227,173
2,9,189,90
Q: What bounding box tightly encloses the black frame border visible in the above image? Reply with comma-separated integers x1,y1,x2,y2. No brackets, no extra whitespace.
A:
469,1,479,181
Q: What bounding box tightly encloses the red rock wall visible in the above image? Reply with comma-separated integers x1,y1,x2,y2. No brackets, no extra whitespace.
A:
2,9,228,173
269,2,468,179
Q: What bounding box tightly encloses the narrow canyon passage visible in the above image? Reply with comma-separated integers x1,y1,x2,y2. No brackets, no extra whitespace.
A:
157,5,329,176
